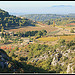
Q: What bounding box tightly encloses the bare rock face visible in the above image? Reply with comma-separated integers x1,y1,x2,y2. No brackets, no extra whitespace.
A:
51,53,62,66
51,57,58,66
0,49,9,69
67,63,74,74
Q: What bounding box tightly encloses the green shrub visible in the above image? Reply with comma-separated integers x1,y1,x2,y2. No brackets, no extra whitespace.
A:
58,39,65,45
63,57,68,61
70,46,75,50
14,47,19,50
70,29,74,33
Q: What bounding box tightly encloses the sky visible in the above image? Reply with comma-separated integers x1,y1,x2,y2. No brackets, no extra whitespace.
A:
0,1,75,15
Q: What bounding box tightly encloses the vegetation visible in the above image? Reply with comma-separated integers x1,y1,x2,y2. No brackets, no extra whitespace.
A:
70,29,74,33
0,9,75,74
22,14,75,27
0,38,74,73
0,9,35,31
14,29,47,38
38,36,58,42
21,14,72,22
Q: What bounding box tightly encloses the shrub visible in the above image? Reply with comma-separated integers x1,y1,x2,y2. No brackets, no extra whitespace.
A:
14,47,19,50
20,57,28,61
58,39,65,45
70,29,74,33
66,40,74,47
63,57,68,61
70,46,75,50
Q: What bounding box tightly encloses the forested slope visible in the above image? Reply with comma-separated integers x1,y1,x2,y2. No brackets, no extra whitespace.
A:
0,9,35,31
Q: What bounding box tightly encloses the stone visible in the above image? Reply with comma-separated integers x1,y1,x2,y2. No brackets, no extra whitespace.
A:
0,62,4,69
4,62,9,68
35,59,39,62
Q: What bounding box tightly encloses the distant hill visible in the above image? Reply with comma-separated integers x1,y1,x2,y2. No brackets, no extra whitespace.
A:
40,16,75,26
51,5,72,8
21,14,75,22
0,9,35,31
21,14,69,22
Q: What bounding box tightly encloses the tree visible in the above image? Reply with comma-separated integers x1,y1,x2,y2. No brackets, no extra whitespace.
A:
0,24,2,26
1,32,4,38
5,23,8,27
4,38,8,44
18,31,21,37
70,29,74,33
12,31,14,36
47,21,50,25
41,29,47,36
58,39,65,45
1,26,4,33
53,21,55,27
28,35,31,39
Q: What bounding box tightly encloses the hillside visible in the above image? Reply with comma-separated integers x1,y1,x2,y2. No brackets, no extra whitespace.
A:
0,9,36,31
0,38,75,73
21,14,75,22
21,14,68,22
43,17,75,26
0,49,49,73
0,9,75,74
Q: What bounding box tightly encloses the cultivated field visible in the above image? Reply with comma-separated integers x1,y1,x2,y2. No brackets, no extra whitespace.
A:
5,24,58,33
38,35,75,42
38,36,58,42
60,35,75,41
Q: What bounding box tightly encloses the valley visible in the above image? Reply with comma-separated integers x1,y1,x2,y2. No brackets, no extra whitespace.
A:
0,8,75,74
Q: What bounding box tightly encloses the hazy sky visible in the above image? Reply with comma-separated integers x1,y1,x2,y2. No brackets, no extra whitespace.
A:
0,1,75,15
0,1,75,8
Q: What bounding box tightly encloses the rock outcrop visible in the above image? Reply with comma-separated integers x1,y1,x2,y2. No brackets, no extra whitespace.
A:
67,63,75,74
51,53,62,66
0,49,9,69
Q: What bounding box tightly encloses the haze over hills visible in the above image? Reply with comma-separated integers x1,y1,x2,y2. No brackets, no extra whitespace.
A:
9,5,75,15
16,5,75,22
21,13,75,22
51,5,72,7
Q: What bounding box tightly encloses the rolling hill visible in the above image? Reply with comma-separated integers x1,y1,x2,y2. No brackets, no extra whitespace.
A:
0,9,36,31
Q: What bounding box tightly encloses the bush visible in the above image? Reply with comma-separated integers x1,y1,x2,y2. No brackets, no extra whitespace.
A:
70,46,75,50
14,47,19,50
20,57,28,61
58,39,65,45
66,40,74,47
70,29,74,33
0,40,4,44
63,57,68,61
